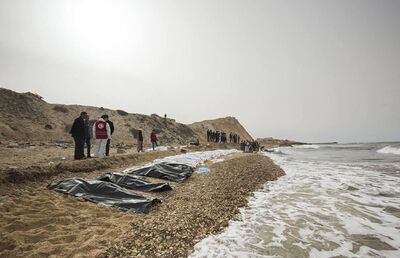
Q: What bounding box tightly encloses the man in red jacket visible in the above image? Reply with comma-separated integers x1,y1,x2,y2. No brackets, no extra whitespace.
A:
150,129,158,150
92,115,111,158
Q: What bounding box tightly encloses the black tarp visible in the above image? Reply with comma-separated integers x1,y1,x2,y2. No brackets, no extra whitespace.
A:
127,162,194,182
47,178,159,213
97,173,172,192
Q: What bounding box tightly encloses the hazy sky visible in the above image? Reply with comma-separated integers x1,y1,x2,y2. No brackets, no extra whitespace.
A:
0,0,399,143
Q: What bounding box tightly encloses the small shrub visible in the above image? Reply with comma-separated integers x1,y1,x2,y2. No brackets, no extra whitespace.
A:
53,105,69,113
44,124,53,130
117,109,129,116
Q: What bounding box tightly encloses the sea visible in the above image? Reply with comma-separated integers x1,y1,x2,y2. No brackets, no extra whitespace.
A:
189,142,400,258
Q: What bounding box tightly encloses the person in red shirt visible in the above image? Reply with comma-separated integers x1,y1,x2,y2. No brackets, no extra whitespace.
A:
92,115,111,158
150,129,158,150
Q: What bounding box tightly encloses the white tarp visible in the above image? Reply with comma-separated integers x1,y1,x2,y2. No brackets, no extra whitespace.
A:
149,149,239,167
124,149,239,173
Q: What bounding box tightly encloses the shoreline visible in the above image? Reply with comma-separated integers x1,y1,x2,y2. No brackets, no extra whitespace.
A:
103,153,285,258
0,150,285,257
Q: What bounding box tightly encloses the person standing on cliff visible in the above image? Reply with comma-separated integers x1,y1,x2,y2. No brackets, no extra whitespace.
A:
137,130,144,152
83,114,92,158
93,115,111,158
150,129,158,150
70,112,87,160
102,115,114,156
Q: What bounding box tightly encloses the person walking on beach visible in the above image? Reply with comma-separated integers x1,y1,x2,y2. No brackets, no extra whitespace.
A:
70,112,87,160
102,115,114,156
83,114,92,158
93,115,111,158
150,129,158,150
137,130,144,152
245,140,250,153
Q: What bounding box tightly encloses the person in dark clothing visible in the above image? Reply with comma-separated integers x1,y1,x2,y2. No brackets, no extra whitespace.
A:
216,131,220,143
102,115,114,156
137,130,144,152
84,115,92,158
70,112,87,160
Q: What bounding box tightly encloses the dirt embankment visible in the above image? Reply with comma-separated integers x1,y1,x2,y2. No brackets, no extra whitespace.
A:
0,88,197,145
189,116,253,144
257,137,307,148
104,154,285,258
0,142,240,186
0,149,178,186
1,88,254,148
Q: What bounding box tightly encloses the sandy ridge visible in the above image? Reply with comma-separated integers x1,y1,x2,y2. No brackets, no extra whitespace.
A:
0,150,178,186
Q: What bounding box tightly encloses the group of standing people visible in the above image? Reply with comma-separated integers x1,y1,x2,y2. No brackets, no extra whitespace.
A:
136,129,158,152
240,140,260,153
70,112,114,160
204,129,259,152
206,129,240,144
229,132,240,144
207,130,227,143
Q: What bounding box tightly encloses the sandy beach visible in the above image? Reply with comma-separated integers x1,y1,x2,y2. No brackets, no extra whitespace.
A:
1,1,399,256
0,148,284,258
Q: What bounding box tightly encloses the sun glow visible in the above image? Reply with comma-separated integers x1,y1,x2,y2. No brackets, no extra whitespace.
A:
63,0,144,62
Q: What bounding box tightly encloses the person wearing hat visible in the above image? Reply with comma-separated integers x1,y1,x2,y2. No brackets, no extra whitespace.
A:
92,115,111,158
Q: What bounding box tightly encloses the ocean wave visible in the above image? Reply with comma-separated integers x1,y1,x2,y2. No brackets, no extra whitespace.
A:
377,146,400,155
190,151,400,257
294,144,320,149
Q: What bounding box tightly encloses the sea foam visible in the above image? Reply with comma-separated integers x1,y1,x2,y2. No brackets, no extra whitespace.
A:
377,146,400,155
294,144,320,149
190,145,400,258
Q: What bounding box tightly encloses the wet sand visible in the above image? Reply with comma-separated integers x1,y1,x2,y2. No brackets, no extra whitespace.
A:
0,152,285,258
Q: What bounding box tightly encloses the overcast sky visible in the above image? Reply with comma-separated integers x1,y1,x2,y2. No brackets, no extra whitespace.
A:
0,0,399,143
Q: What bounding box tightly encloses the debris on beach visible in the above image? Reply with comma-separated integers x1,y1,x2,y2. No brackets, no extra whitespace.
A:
97,173,172,192
197,167,210,174
126,162,194,182
47,178,159,213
